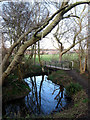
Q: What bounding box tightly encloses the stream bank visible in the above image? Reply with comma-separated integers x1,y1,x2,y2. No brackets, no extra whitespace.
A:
47,70,88,119
2,80,31,103
2,67,89,119
27,69,88,119
2,65,48,103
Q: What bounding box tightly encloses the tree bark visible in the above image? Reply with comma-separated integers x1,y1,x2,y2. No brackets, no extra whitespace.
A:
88,3,90,73
34,44,36,65
2,26,39,70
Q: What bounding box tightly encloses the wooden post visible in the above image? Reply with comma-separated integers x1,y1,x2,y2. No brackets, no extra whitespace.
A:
71,61,74,70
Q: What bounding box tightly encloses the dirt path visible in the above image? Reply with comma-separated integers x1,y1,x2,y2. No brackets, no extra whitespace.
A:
65,70,88,94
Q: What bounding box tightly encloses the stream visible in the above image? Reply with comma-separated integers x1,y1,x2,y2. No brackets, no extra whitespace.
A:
3,75,70,117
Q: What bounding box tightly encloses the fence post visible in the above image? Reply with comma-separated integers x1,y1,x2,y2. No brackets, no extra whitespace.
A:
71,61,74,70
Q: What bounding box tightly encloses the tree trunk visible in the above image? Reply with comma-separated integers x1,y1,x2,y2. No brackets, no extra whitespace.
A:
2,1,90,85
59,53,62,62
88,3,90,73
38,41,42,65
34,44,36,65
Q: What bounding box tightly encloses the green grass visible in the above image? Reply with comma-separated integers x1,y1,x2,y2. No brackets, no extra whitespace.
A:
40,54,59,61
65,82,82,97
82,98,89,103
62,53,78,61
48,70,72,86
53,90,88,119
25,53,79,62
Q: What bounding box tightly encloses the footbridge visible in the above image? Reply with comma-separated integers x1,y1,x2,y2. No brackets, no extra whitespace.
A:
42,60,74,71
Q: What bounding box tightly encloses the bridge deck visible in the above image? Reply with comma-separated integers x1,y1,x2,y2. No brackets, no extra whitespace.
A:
45,65,71,70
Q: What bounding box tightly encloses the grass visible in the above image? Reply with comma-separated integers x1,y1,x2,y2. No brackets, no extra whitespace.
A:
25,53,79,62
48,70,72,86
65,82,82,97
25,53,79,70
47,70,88,119
52,90,88,119
4,89,88,119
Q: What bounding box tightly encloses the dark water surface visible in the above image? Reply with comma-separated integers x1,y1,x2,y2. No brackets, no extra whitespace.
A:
3,75,69,117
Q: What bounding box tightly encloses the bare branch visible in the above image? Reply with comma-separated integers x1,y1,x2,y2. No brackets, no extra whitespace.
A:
63,14,80,19
2,1,90,84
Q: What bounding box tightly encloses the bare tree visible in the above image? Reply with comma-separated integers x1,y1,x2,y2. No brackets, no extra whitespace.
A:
52,4,88,66
1,1,90,85
2,1,49,70
2,1,49,47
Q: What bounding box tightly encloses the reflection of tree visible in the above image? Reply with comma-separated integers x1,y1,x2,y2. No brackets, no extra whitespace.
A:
52,85,64,109
39,75,44,107
3,76,65,116
29,75,44,114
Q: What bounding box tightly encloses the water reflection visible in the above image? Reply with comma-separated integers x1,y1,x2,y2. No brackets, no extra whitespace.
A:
24,75,66,115
3,75,67,117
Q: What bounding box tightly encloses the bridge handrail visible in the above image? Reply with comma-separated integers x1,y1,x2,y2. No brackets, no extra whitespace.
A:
42,60,73,70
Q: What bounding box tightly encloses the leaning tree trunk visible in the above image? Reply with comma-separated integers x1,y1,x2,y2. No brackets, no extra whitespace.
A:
88,3,90,73
88,41,90,73
34,44,36,65
2,5,65,84
2,1,90,85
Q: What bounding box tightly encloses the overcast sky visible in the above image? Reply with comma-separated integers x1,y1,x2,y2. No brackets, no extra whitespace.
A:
0,0,88,50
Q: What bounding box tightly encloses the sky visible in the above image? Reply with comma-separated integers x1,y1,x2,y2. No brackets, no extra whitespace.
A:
0,0,89,50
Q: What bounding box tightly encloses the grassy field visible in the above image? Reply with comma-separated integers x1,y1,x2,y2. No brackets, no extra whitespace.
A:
25,53,79,62
25,53,79,70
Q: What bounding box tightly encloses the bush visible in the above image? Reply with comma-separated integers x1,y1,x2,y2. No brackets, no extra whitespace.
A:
65,82,82,97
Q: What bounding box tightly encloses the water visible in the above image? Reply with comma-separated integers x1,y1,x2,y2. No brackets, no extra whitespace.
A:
3,75,68,117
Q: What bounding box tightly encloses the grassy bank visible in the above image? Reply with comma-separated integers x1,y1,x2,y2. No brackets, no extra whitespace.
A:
47,70,88,119
52,90,88,119
3,64,47,103
47,70,73,86
2,69,88,119
3,79,31,103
